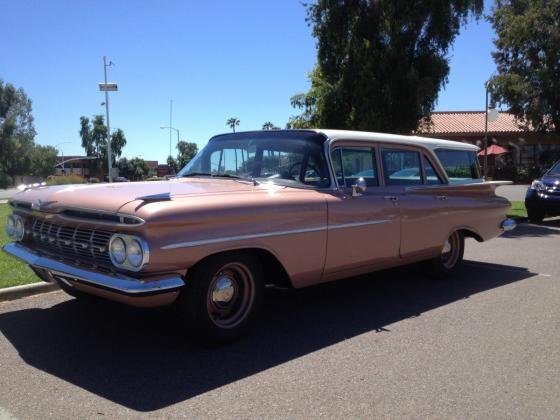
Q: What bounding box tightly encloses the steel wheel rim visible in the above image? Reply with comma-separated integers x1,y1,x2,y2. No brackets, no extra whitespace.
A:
441,232,460,269
206,262,255,329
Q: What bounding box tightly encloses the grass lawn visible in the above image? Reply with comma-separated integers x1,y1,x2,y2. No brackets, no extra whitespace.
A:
0,203,39,288
507,201,528,219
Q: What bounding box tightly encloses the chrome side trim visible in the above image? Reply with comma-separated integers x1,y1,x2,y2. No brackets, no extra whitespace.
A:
328,219,390,230
161,219,390,250
161,226,328,250
2,242,184,295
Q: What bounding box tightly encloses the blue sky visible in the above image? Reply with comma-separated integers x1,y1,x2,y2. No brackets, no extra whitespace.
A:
2,0,496,163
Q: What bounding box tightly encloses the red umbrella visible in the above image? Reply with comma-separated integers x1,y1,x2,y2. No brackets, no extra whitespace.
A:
477,144,509,156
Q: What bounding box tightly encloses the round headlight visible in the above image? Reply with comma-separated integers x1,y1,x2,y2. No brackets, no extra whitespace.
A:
14,216,25,241
110,237,126,264
127,239,143,267
6,215,16,238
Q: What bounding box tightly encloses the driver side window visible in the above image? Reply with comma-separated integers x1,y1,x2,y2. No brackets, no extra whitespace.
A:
331,147,378,187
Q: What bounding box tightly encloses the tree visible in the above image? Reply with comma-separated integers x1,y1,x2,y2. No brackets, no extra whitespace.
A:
289,1,483,133
79,115,127,177
262,121,280,130
176,141,198,169
117,157,152,181
226,117,240,132
30,145,57,178
0,80,36,182
488,0,560,133
167,155,178,174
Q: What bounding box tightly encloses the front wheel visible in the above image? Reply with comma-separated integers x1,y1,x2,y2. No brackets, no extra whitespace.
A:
177,252,264,345
428,231,465,279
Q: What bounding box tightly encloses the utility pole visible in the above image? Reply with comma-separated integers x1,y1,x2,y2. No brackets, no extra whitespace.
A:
100,56,117,182
169,99,173,158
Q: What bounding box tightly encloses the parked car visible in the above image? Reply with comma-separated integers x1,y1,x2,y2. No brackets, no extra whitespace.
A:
3,130,515,344
525,160,560,222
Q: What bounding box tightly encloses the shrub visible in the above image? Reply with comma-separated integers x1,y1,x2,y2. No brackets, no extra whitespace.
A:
0,172,12,189
88,177,100,183
46,175,85,185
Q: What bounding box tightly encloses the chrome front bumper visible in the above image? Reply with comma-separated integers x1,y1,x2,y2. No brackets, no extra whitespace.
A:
3,242,185,296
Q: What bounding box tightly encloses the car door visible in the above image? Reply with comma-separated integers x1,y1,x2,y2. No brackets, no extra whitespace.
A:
323,143,401,281
379,147,449,259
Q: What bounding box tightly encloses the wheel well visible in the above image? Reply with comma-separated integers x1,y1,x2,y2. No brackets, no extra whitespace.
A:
189,248,293,289
460,228,483,242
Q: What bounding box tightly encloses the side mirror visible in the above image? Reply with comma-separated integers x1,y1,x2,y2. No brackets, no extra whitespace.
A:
352,177,367,197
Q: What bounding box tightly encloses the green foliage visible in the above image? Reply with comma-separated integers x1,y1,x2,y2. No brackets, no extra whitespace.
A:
79,115,127,177
262,121,280,130
117,157,153,181
226,117,240,132
0,80,37,180
177,141,198,169
289,0,483,132
30,145,57,178
0,172,12,189
167,155,179,174
46,174,85,185
489,0,560,133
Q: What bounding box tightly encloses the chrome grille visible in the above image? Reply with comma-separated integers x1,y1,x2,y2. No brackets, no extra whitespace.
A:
31,219,113,268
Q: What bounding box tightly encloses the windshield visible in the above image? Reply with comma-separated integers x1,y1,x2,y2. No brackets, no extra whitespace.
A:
547,161,560,175
178,131,331,188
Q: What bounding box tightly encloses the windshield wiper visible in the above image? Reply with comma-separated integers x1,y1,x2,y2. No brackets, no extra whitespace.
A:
181,172,212,177
181,172,258,185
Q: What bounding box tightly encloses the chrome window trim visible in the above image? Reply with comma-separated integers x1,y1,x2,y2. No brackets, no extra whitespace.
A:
161,219,390,250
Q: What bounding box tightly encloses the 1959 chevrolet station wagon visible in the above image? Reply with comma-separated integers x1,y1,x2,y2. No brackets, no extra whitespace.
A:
3,130,516,343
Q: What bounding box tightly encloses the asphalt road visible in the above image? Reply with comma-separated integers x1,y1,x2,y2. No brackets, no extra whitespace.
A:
1,221,559,419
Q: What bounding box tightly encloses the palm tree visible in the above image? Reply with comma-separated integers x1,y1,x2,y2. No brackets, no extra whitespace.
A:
262,121,274,130
226,117,240,133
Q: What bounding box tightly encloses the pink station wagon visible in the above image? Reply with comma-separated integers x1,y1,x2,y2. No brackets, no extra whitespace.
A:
3,130,515,343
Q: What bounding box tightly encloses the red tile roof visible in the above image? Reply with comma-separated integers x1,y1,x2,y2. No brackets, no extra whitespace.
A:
419,111,527,135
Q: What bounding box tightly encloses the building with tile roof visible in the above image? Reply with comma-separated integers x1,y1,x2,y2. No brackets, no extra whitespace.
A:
418,111,560,172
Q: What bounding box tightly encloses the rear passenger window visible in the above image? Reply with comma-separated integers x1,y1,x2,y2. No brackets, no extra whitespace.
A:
423,155,442,185
331,147,378,187
382,149,422,186
434,149,481,183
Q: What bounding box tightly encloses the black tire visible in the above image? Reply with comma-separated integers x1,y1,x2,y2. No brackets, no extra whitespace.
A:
177,252,264,345
428,231,465,279
527,209,544,223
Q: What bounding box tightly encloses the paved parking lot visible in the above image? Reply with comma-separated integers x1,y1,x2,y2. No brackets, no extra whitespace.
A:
0,220,559,419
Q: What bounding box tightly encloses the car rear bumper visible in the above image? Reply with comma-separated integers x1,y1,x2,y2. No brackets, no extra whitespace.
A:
2,242,185,307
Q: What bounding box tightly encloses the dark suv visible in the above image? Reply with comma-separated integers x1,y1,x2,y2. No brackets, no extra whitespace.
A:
525,160,560,222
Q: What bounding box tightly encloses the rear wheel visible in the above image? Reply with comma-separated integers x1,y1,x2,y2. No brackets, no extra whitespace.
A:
178,252,263,345
428,231,464,279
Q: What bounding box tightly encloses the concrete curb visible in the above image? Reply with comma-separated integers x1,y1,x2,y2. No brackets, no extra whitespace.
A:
0,282,60,303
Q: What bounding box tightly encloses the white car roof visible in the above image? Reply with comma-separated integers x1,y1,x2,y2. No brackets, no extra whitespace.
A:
314,129,479,152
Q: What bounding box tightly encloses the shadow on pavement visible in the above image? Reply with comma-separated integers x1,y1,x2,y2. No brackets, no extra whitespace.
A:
501,219,560,239
0,261,536,411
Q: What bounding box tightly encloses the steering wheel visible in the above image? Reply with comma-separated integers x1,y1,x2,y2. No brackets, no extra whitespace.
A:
288,161,321,181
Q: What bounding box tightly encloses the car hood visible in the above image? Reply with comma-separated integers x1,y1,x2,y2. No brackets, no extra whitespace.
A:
10,178,264,214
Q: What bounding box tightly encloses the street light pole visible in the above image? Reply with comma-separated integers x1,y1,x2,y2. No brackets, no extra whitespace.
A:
54,141,72,174
160,126,180,173
102,56,114,182
484,83,489,179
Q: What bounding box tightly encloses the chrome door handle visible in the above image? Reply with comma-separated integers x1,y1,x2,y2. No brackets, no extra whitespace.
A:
436,195,447,201
383,196,399,202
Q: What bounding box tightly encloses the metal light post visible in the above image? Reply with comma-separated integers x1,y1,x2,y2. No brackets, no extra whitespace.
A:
99,57,118,182
484,79,499,179
160,126,180,174
54,141,72,174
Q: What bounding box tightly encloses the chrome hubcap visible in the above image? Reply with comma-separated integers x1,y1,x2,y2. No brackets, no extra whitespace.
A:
441,232,460,269
206,262,255,329
212,276,235,304
442,240,452,254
